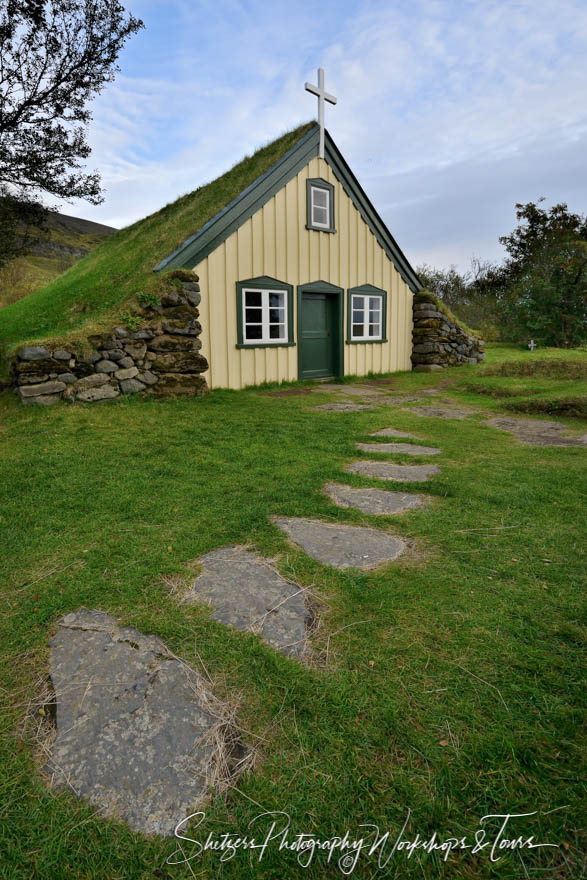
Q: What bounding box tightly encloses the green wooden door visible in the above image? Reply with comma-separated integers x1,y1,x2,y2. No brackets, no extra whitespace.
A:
299,293,335,379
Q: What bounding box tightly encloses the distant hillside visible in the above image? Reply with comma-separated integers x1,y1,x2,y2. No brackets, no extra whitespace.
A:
0,122,315,350
0,211,115,309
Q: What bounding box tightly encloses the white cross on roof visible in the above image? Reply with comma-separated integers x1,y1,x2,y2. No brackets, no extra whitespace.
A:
305,68,337,160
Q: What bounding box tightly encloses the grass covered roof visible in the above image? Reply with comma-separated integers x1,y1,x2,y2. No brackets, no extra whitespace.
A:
0,122,316,350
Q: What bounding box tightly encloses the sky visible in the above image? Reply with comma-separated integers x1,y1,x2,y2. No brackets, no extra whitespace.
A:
65,0,587,273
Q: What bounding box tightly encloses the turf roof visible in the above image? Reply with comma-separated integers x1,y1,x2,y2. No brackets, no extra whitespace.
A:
0,122,316,350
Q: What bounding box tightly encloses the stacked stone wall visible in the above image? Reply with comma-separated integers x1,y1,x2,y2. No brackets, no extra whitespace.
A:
412,293,485,372
11,274,209,405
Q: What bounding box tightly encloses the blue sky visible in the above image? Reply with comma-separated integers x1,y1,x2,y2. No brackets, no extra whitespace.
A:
67,0,587,272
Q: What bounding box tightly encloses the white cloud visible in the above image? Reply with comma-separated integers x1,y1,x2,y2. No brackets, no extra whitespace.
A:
65,0,587,270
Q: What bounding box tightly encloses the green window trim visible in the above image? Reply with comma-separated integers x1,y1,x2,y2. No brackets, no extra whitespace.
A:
346,284,388,344
236,276,295,348
306,178,336,234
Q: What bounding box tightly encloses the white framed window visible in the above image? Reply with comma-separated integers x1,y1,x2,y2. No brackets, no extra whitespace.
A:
310,185,330,229
306,178,335,232
242,288,287,344
351,294,383,341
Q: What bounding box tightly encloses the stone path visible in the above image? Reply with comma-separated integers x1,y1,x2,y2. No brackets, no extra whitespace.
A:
43,385,586,840
273,516,406,569
324,483,429,515
310,383,352,393
356,442,441,456
185,547,309,657
345,460,441,482
47,609,235,836
313,383,441,399
314,402,379,412
43,393,450,837
373,395,424,406
313,384,383,398
370,427,419,439
311,382,467,416
485,416,587,447
407,404,477,419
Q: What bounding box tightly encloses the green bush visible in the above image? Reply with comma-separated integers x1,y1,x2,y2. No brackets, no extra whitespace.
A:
136,291,160,309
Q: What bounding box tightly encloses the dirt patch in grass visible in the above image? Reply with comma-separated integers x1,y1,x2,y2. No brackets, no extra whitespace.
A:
357,378,399,388
262,388,313,397
486,415,587,446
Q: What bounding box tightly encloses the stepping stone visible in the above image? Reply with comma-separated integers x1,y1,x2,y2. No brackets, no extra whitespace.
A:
376,395,424,406
486,416,587,447
46,609,237,836
370,427,420,439
273,516,406,570
312,384,382,398
311,383,349,393
185,547,309,657
314,402,379,412
338,385,385,398
359,378,398,388
356,442,441,455
324,482,429,515
345,460,441,482
407,405,477,419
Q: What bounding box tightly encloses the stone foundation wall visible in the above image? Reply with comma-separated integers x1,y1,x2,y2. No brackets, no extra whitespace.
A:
12,273,209,405
412,292,485,372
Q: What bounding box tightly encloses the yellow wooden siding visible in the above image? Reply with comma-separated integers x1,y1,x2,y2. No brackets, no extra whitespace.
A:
194,157,413,390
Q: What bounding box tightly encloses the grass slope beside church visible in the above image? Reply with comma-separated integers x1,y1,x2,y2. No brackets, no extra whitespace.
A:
0,123,315,351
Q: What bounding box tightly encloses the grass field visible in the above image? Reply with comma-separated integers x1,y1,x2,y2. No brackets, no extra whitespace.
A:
453,345,587,418
0,344,585,879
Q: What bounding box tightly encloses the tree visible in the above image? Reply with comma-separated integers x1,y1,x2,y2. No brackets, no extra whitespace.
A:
499,200,587,270
498,201,587,347
417,258,503,340
416,263,469,311
0,0,143,265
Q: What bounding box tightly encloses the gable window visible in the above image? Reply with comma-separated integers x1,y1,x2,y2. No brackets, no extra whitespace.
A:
346,285,388,344
306,178,335,233
236,277,294,348
311,186,330,228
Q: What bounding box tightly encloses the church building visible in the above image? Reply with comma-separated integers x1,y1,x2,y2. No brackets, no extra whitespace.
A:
154,72,422,390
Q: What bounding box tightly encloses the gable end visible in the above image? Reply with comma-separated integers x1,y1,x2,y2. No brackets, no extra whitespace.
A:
155,127,422,293
323,134,422,292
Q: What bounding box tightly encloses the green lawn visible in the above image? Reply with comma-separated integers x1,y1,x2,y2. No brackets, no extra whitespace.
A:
453,345,587,418
0,344,585,879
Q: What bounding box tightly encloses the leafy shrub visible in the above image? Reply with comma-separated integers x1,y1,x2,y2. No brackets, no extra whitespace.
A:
119,309,142,331
136,291,159,308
